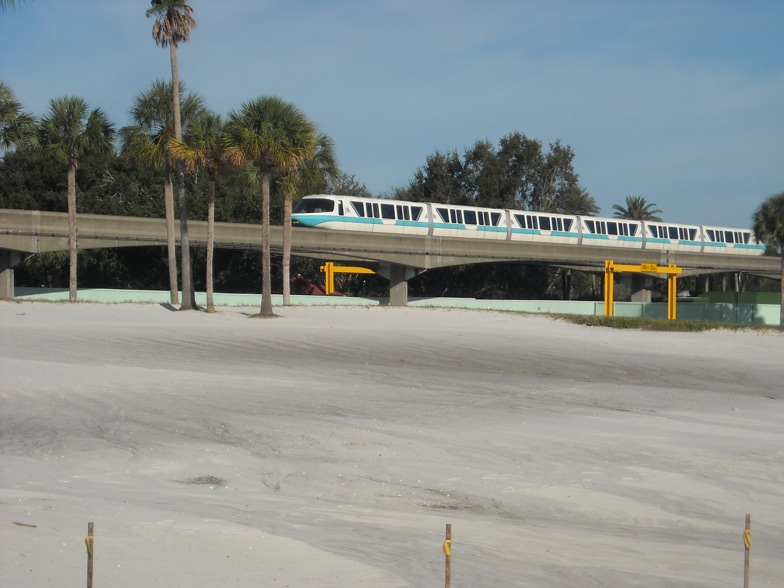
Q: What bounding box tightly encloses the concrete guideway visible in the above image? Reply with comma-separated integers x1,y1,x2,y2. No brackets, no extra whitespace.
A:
1,208,780,304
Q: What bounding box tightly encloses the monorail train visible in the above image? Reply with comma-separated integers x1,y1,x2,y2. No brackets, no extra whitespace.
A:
292,194,766,256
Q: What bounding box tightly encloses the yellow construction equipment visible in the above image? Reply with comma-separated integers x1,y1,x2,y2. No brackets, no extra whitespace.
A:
319,262,376,295
604,260,682,320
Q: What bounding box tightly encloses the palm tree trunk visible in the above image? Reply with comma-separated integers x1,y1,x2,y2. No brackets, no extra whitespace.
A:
260,173,274,317
206,176,216,313
67,162,78,302
177,164,196,310
164,172,178,305
282,196,292,305
169,43,195,310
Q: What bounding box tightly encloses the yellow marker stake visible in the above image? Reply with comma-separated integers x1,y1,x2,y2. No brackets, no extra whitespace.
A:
442,539,452,556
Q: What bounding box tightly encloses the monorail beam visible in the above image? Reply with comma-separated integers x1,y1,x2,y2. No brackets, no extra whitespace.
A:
1,209,780,276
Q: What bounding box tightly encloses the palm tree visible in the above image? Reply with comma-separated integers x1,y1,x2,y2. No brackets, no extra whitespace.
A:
170,111,229,313
0,81,35,153
224,96,316,317
120,80,204,306
146,0,198,310
612,196,663,221
753,192,784,326
1,0,30,12
280,131,338,305
38,96,114,302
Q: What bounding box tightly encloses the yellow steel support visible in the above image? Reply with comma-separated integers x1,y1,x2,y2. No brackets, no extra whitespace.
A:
319,262,376,295
604,260,682,320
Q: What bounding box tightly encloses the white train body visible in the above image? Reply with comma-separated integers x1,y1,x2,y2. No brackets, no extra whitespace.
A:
292,194,765,256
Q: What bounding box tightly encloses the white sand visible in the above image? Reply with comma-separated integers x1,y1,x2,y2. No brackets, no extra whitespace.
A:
1,302,782,587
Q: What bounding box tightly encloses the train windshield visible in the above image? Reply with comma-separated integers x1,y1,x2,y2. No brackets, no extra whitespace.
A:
293,198,335,214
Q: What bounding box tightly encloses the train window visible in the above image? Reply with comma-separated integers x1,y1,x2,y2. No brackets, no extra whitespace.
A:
724,231,734,244
540,217,551,230
294,198,334,213
411,206,423,221
630,225,637,236
396,205,403,219
381,204,395,219
527,215,537,229
338,201,344,216
585,220,595,233
404,206,410,221
464,210,477,225
449,209,462,224
365,203,372,217
513,214,525,228
564,219,573,232
372,203,380,218
742,232,750,244
436,208,449,223
607,222,618,236
351,202,365,217
689,229,697,241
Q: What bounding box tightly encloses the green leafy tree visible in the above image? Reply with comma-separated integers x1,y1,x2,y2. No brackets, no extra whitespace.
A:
532,140,580,212
0,82,35,153
120,80,204,305
170,111,229,313
38,96,114,301
279,131,338,305
398,132,582,213
557,185,600,216
325,172,372,198
224,96,316,317
753,192,784,326
401,149,468,204
612,196,663,221
147,0,198,309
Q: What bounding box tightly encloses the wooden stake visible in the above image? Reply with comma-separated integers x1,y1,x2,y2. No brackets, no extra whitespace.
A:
444,523,452,588
744,514,751,588
86,521,94,588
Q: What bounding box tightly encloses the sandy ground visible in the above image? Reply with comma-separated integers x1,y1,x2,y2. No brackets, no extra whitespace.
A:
1,302,782,587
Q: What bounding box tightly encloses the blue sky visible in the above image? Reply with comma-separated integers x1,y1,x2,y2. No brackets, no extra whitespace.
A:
2,0,782,228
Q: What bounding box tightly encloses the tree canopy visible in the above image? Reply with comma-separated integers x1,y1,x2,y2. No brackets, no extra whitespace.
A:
395,132,596,215
753,192,784,325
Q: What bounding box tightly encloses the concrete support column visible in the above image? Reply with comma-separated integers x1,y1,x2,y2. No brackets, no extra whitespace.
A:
376,262,421,307
0,250,30,300
620,274,654,303
389,264,409,307
0,266,13,299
